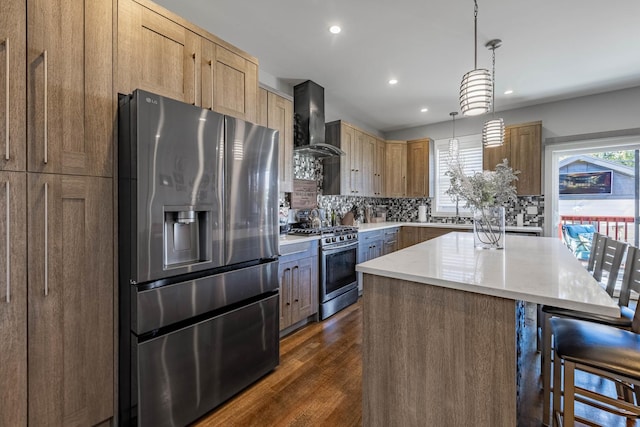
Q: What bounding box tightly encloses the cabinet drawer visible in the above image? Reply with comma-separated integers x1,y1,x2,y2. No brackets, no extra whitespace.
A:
280,240,318,262
360,230,384,241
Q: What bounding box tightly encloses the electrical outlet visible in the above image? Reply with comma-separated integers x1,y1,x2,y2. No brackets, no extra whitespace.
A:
526,206,538,215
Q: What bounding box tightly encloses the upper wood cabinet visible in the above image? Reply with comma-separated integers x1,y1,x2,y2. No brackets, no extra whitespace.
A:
324,121,386,196
268,91,293,193
406,138,430,197
483,121,542,195
361,133,376,196
385,140,407,197
27,0,113,176
27,173,113,426
0,172,27,426
118,0,258,122
374,139,386,196
256,87,293,193
0,3,26,172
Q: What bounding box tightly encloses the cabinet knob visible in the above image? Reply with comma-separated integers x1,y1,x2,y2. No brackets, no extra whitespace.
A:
294,299,299,302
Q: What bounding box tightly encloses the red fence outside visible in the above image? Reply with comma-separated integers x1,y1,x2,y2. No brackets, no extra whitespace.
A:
559,215,636,244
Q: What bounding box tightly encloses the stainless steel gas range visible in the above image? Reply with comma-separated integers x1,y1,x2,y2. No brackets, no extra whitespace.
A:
289,225,359,319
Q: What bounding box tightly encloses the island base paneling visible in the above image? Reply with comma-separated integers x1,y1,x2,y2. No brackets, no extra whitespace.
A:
362,274,518,427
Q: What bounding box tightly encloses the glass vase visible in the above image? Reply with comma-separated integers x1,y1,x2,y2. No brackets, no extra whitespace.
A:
473,206,505,249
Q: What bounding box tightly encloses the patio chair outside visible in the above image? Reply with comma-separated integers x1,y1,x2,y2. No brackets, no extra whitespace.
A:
562,224,596,261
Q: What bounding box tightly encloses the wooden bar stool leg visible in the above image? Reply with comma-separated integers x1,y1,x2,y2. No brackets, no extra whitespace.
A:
564,361,576,427
553,347,563,427
543,311,553,425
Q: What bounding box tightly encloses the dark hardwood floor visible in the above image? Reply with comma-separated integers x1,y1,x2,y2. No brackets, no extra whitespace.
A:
194,298,636,427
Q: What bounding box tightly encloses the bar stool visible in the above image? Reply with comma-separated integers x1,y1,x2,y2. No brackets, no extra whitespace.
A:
551,246,640,425
541,237,629,425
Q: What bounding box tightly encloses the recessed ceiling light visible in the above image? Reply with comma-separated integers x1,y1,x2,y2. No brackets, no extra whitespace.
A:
388,79,398,85
504,89,513,95
420,108,428,113
329,25,341,34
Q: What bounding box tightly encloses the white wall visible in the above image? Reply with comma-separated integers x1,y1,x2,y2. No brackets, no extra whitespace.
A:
384,86,640,142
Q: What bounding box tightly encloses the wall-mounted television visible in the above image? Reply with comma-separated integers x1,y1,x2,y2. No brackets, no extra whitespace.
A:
559,170,612,194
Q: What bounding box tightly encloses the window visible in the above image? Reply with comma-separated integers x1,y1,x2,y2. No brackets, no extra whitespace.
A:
433,134,483,216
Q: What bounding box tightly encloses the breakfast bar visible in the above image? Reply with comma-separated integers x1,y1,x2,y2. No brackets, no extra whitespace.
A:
356,232,619,427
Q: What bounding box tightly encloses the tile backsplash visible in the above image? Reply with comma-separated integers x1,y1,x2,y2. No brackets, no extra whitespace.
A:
315,195,545,228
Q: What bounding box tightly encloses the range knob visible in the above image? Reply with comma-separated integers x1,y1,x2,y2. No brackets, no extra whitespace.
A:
325,238,331,244
340,235,345,241
332,237,337,242
346,234,351,240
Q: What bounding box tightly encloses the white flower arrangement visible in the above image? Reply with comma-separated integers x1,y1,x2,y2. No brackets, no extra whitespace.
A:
445,158,519,210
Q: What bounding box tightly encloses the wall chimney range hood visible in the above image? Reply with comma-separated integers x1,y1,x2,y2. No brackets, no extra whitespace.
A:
294,80,345,158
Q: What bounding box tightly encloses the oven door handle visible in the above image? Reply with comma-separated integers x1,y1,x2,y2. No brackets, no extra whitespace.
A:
323,241,358,253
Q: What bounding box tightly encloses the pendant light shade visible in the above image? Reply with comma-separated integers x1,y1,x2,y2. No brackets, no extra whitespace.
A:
482,38,505,147
482,118,505,147
459,0,492,116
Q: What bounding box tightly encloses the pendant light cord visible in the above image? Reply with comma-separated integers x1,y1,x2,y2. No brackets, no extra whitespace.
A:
491,45,496,117
474,0,478,68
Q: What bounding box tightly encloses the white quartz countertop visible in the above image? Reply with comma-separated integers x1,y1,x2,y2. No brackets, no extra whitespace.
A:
356,232,619,317
280,221,542,246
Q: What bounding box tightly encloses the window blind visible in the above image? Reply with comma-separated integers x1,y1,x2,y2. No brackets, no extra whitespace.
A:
433,134,483,215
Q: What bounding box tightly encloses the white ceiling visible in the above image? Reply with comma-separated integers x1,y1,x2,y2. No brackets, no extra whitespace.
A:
154,0,640,133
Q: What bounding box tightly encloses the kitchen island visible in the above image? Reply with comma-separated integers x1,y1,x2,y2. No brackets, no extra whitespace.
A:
356,232,618,427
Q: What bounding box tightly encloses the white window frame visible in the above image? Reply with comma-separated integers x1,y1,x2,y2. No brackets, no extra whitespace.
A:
433,133,483,217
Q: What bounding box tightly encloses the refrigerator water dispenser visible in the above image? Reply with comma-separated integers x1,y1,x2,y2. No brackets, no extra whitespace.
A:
163,209,211,267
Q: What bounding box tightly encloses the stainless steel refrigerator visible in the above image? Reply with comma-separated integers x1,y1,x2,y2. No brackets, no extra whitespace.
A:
118,90,279,427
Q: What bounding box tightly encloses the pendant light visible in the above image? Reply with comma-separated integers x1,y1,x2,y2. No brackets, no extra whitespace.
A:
459,0,492,116
482,39,505,147
449,112,459,158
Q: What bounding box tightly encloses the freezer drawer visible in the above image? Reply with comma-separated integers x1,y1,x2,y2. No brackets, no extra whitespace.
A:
134,293,279,427
133,260,278,335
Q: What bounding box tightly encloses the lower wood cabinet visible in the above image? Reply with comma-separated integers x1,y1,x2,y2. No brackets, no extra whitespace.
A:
0,172,27,426
382,227,400,255
399,226,461,249
279,241,318,332
27,173,113,426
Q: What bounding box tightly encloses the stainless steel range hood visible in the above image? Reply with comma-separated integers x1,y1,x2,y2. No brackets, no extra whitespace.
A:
294,80,345,158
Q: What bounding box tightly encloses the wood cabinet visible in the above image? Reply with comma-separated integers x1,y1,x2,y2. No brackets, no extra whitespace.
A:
399,226,461,249
2,0,115,424
118,0,258,122
28,0,113,177
358,230,384,292
374,139,385,196
406,138,430,197
27,173,113,426
279,241,318,332
483,121,542,195
383,227,400,255
0,3,26,172
324,121,386,197
361,133,375,196
268,91,293,193
0,172,27,426
385,140,407,197
256,87,294,193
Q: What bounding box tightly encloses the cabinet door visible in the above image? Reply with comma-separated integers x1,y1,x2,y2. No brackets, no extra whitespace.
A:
0,172,27,426
340,124,356,195
279,261,293,330
369,239,383,259
483,128,511,171
375,139,386,196
28,0,113,176
0,2,26,172
291,257,317,323
256,87,268,127
407,139,429,197
361,134,375,196
268,92,293,193
117,0,200,105
399,227,421,249
510,122,541,195
27,174,113,426
385,141,407,197
212,44,258,123
351,130,364,195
